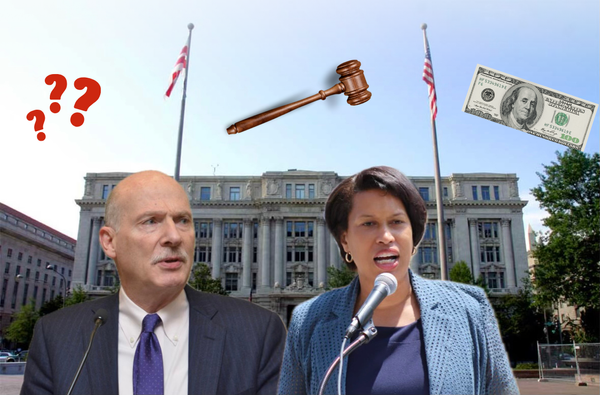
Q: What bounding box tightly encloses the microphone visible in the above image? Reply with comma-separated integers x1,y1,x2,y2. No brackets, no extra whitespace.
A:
67,308,109,395
345,273,397,339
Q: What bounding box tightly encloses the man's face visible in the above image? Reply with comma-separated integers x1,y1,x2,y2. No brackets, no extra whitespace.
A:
512,88,536,122
104,173,195,298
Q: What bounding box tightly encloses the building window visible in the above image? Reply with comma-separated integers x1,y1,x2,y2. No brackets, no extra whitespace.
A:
61,267,65,275
420,246,437,264
478,222,499,239
25,268,30,279
480,246,501,263
22,284,29,306
423,223,436,240
481,186,490,201
286,221,293,237
419,187,429,201
494,186,500,200
286,272,293,286
487,272,497,288
3,262,9,274
37,259,41,267
7,248,12,258
229,187,241,201
308,246,314,262
295,184,305,199
223,222,242,239
11,283,19,309
0,279,7,307
295,222,306,237
102,185,110,199
198,222,213,238
35,271,40,281
68,270,72,277
286,184,292,199
200,187,211,201
308,184,315,199
286,246,292,262
294,246,306,262
223,246,242,263
33,285,38,304
253,247,257,263
27,255,32,264
443,187,448,198
52,277,56,286
42,288,47,304
253,222,258,238
194,246,211,263
16,265,21,275
225,273,238,291
472,186,478,200
308,221,314,237
50,290,55,300
44,274,48,283
18,252,23,261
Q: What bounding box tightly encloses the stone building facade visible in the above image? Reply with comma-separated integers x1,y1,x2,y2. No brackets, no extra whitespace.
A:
72,170,528,325
0,203,76,345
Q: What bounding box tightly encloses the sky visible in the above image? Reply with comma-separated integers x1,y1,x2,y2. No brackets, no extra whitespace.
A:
1,0,598,243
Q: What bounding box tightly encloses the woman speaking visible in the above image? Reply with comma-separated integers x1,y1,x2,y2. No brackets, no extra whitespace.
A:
278,166,518,395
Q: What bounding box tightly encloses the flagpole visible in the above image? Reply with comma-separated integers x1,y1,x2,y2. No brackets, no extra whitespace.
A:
421,23,448,281
174,23,194,182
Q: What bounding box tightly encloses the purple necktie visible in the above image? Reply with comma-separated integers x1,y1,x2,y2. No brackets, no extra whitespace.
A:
133,314,164,395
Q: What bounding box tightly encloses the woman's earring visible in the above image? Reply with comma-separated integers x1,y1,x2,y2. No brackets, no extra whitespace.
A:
345,252,353,263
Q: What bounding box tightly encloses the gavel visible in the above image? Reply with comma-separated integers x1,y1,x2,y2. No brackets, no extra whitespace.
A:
227,60,371,134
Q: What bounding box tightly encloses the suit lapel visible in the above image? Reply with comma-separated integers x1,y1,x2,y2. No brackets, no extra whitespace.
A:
410,273,453,395
186,286,225,395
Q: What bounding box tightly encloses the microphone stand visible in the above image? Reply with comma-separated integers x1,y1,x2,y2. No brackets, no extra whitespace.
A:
317,321,378,395
67,315,105,395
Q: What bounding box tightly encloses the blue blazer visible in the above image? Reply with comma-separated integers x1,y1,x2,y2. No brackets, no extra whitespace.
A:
21,285,286,395
278,271,519,395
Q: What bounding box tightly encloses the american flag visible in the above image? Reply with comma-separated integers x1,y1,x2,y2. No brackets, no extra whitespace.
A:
165,37,190,98
422,36,437,120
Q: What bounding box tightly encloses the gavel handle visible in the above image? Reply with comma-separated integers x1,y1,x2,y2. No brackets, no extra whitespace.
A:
227,83,345,134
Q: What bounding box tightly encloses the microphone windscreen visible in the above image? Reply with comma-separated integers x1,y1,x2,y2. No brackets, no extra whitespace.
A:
94,308,109,326
374,273,398,295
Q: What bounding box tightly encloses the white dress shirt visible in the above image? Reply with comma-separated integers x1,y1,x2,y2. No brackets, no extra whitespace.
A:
118,287,189,395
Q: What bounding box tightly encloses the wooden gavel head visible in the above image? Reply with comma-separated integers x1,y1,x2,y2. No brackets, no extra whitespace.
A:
226,59,372,134
336,60,371,106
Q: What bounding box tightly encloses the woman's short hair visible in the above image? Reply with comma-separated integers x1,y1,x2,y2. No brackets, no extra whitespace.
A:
324,166,427,269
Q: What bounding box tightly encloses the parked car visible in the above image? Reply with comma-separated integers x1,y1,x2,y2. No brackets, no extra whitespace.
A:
16,350,28,362
0,351,17,363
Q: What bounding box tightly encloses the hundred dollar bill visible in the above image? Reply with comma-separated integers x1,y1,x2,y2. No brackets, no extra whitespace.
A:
462,65,596,151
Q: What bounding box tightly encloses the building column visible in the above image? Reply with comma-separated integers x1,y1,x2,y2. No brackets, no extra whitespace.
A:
329,233,340,269
72,210,93,288
501,218,517,289
260,216,271,292
86,217,102,288
211,218,223,279
468,218,481,280
317,218,327,288
274,217,284,288
241,218,253,292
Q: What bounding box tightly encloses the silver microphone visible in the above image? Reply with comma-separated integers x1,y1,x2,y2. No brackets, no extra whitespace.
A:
345,273,398,339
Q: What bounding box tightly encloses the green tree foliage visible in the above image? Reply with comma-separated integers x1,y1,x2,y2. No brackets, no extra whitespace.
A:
531,149,600,311
39,294,64,317
493,279,545,363
4,301,39,346
326,266,356,289
188,263,228,296
65,285,89,306
449,261,490,295
449,261,473,284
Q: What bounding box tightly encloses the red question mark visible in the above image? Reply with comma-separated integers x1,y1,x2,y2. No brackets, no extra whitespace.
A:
71,78,101,127
45,74,67,114
26,110,46,141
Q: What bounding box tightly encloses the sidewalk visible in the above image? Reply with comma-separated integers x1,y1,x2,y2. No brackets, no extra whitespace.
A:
2,375,599,395
518,378,599,395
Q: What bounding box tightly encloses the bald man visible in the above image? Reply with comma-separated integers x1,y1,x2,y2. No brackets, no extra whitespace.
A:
22,171,286,395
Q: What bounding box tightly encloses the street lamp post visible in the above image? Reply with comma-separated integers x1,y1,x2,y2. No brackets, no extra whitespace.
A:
46,265,67,308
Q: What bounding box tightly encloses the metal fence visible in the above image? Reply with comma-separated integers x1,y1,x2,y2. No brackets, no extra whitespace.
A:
537,342,600,385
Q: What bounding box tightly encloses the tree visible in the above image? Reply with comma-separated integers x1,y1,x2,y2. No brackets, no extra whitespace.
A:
39,294,64,316
326,266,356,289
449,261,473,284
530,149,600,311
4,301,39,347
493,279,546,363
65,285,89,306
188,263,228,295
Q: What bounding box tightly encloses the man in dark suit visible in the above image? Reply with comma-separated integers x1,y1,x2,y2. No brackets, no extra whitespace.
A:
21,171,286,395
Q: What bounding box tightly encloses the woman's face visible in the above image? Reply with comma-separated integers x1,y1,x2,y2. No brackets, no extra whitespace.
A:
340,189,414,287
